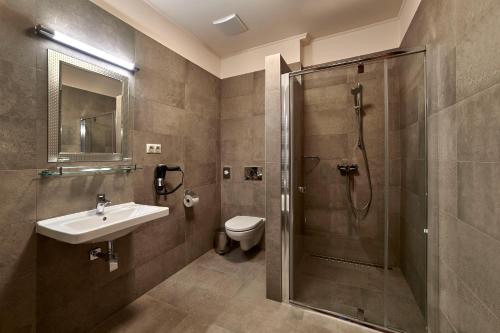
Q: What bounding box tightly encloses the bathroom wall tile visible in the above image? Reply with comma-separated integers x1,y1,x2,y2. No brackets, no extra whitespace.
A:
134,243,187,297
253,70,265,115
439,260,500,333
0,0,36,68
0,170,37,226
221,117,254,141
0,58,38,121
0,116,37,170
185,183,221,230
429,43,457,114
438,212,459,273
184,161,217,188
400,84,420,128
265,161,282,301
400,122,419,160
0,222,36,288
221,72,254,98
185,63,220,118
135,66,186,109
37,294,92,332
401,158,427,197
87,271,137,329
303,68,348,89
304,134,349,160
265,54,288,176
437,160,458,216
304,159,343,186
455,0,500,101
457,161,500,241
221,139,263,165
0,271,36,332
435,105,457,161
186,227,216,263
303,84,351,113
186,63,219,99
184,138,218,166
135,32,188,82
133,216,186,267
37,240,94,315
454,220,500,319
185,87,219,120
457,83,500,162
134,98,185,136
221,95,255,120
303,109,352,136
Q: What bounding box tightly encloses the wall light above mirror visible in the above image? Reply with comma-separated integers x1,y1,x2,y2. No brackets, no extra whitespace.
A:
35,24,139,72
47,49,131,162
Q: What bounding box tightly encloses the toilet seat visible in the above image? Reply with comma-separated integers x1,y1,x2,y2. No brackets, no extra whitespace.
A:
225,216,264,232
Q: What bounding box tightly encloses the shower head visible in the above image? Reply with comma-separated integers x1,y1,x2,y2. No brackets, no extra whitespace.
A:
351,82,362,95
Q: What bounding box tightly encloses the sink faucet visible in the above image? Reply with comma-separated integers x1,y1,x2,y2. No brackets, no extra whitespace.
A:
96,193,111,215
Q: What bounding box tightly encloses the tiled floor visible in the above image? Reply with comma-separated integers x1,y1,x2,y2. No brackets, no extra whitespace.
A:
294,256,426,333
91,249,378,333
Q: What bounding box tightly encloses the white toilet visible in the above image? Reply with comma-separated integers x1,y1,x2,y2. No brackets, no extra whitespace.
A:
225,216,265,251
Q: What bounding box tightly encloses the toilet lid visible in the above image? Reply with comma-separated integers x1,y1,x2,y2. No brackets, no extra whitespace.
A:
225,216,264,232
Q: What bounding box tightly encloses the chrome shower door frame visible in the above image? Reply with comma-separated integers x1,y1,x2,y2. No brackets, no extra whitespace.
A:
281,71,291,303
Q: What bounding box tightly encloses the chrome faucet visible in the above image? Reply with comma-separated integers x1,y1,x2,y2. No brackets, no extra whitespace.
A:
96,193,111,214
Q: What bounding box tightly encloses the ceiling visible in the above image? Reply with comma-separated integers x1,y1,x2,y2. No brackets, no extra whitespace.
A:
145,0,403,57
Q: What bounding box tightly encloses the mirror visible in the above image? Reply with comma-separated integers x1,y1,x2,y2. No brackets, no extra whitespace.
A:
48,50,130,162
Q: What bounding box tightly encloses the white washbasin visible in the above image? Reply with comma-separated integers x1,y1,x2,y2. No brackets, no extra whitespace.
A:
36,202,169,244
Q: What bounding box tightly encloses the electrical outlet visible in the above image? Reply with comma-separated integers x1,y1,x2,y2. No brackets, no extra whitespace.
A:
146,143,161,154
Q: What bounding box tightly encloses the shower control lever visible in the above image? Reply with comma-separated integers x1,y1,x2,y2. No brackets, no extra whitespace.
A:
337,164,358,176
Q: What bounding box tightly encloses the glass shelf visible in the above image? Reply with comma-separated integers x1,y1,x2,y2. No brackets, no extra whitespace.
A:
38,164,142,177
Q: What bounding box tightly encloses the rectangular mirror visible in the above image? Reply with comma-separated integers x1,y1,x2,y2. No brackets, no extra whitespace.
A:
48,49,130,162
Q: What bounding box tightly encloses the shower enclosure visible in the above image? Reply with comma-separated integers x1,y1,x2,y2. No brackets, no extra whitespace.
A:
281,48,429,333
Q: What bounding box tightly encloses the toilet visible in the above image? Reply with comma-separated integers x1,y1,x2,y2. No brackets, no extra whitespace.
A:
225,216,265,251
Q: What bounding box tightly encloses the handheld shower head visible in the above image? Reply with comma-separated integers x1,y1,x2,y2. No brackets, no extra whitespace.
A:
351,82,362,95
351,82,363,113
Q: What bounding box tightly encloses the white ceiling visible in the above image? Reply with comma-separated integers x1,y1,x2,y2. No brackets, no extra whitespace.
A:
145,0,403,57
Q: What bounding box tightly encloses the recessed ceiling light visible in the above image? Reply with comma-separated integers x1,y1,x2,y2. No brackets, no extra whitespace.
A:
212,13,248,36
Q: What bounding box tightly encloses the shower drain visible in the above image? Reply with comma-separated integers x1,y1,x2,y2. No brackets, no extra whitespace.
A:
309,253,392,270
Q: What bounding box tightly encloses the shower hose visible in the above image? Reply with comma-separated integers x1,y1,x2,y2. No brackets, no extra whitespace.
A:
346,95,373,221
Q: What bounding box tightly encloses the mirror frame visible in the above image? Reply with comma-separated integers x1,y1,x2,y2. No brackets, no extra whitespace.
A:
47,49,130,162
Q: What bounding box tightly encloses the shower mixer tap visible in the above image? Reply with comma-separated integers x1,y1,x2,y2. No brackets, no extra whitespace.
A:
337,163,358,176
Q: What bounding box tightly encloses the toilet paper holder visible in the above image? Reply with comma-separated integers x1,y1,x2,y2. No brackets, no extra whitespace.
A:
184,189,199,208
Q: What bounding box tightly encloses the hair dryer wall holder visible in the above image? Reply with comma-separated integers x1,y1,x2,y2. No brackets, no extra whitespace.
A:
154,164,184,198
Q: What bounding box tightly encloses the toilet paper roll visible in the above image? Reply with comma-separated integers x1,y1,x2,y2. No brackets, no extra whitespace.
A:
183,194,199,208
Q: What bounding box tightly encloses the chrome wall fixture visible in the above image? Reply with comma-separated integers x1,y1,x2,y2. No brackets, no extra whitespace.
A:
34,24,139,72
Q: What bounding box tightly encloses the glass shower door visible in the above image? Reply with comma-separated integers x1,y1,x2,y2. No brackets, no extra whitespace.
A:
286,51,427,333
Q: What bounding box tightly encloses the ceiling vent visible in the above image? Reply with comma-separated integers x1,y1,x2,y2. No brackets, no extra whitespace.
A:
212,13,248,35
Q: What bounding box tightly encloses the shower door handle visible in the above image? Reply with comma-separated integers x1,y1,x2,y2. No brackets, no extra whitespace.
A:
298,186,306,194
